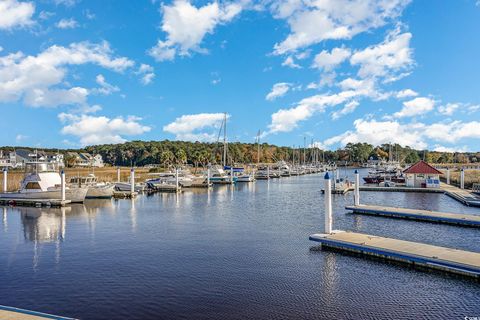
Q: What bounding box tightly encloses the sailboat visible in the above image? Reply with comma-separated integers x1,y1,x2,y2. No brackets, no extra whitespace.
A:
210,113,237,184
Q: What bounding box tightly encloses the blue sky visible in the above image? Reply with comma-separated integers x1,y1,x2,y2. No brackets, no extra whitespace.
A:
1,0,480,151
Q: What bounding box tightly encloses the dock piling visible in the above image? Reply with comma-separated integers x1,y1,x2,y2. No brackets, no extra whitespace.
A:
324,172,332,234
176,168,179,189
61,170,66,202
230,167,234,183
2,168,7,193
207,168,210,186
446,168,450,185
267,166,270,180
130,168,135,194
354,169,360,206
461,168,465,189
117,167,121,183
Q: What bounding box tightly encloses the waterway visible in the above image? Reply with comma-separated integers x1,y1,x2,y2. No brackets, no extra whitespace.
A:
1,169,479,319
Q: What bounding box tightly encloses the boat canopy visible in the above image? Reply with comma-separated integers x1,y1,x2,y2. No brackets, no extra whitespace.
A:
223,166,244,172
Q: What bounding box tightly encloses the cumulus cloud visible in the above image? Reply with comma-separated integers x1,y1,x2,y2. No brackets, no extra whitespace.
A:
331,100,359,120
281,56,301,68
266,82,291,101
93,74,120,95
393,97,435,118
149,0,243,61
135,64,155,85
53,0,78,6
312,47,351,71
0,0,35,29
59,113,151,145
350,30,413,81
438,103,459,116
272,0,411,54
56,18,79,29
163,113,227,141
0,41,134,108
395,89,418,99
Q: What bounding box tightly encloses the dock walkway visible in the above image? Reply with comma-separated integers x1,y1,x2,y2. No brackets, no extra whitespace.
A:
345,204,480,227
310,231,480,278
0,305,75,320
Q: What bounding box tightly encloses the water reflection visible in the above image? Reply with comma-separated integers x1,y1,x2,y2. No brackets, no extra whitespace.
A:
20,207,69,243
2,207,6,232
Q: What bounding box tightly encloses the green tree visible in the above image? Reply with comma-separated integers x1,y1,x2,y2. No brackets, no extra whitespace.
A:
160,150,174,167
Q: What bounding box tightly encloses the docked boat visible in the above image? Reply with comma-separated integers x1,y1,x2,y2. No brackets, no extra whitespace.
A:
69,174,115,199
115,182,145,193
0,162,88,203
209,166,237,184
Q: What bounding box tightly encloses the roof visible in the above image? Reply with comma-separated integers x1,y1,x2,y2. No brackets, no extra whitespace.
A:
403,160,443,175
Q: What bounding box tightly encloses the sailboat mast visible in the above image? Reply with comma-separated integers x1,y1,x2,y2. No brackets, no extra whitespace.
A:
223,113,227,167
256,130,260,165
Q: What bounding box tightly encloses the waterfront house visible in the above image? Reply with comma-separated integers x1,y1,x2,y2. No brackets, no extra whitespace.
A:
66,152,104,167
404,160,442,188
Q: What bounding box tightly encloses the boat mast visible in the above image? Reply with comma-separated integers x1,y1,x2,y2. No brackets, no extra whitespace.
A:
256,130,261,165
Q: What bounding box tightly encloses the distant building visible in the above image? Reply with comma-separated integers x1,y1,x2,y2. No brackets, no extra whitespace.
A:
404,160,442,188
0,149,64,169
66,152,104,167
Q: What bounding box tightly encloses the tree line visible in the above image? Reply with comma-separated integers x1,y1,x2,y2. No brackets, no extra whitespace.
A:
1,141,480,168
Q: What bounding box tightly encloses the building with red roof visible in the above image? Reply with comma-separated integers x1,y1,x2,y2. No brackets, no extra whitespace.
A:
403,160,443,188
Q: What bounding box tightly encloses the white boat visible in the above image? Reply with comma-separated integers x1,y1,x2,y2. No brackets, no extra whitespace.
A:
115,182,145,193
69,174,115,199
209,166,237,184
0,162,88,203
236,174,255,182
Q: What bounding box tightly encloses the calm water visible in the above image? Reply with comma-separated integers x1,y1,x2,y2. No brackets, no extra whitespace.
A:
1,169,479,319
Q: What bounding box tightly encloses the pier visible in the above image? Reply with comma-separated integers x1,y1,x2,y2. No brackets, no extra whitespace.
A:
345,204,480,227
0,305,75,320
310,231,480,278
0,198,70,207
310,170,480,279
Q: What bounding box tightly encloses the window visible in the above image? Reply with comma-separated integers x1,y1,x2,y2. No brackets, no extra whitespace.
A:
25,182,41,190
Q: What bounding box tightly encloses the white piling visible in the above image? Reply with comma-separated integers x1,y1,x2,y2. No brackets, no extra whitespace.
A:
336,169,339,180
446,168,450,185
61,170,66,202
460,168,465,189
230,167,234,184
324,172,332,234
130,168,135,194
117,167,121,182
2,168,7,193
354,169,360,206
267,166,270,180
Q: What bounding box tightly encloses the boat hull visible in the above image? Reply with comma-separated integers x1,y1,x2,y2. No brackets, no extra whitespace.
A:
86,184,115,199
0,188,88,203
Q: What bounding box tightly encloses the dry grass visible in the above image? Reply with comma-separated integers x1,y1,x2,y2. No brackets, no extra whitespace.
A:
439,169,480,189
1,167,151,192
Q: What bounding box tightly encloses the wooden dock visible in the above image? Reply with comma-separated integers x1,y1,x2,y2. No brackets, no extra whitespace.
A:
0,198,70,207
112,191,138,198
345,204,480,227
359,186,443,193
309,231,480,278
0,305,75,320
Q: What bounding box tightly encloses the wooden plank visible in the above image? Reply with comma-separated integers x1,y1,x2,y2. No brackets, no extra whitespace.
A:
310,231,480,278
0,198,70,207
345,204,480,227
0,305,75,320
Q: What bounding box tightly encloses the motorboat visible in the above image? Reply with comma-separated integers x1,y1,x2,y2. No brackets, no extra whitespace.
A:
209,166,237,184
69,174,115,199
0,162,88,203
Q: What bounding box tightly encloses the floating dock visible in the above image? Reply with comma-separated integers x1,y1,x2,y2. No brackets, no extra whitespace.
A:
309,231,480,278
345,204,480,227
441,183,480,207
0,198,70,207
359,186,443,193
0,305,75,320
112,191,138,198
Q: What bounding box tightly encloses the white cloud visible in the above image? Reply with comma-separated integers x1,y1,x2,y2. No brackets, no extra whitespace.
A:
15,134,28,142
323,118,427,149
424,121,480,144
350,30,413,81
56,18,79,29
53,0,78,6
438,103,459,116
0,41,134,108
395,88,418,99
93,74,120,95
331,100,359,119
393,97,435,118
281,56,301,68
272,0,411,54
59,113,151,145
0,0,35,29
163,113,227,141
267,90,359,134
149,0,243,61
312,47,351,71
39,11,55,20
433,144,468,153
266,82,291,101
136,64,155,85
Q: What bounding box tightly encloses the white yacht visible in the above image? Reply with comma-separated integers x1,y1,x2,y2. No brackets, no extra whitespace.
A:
0,162,88,203
69,174,115,199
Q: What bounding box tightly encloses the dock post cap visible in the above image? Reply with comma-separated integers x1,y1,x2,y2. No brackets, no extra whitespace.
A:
354,169,358,174
324,172,330,179
131,168,134,172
